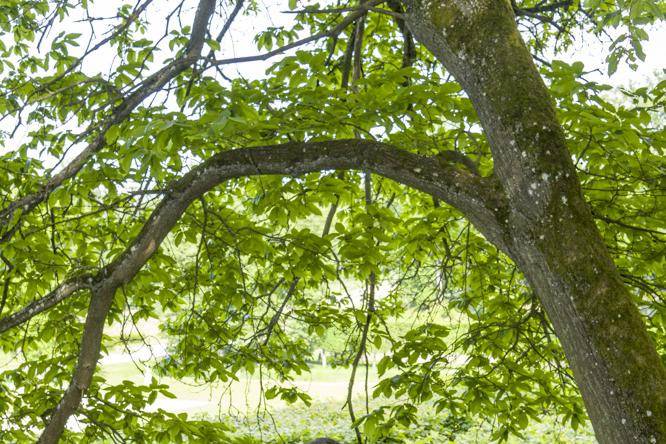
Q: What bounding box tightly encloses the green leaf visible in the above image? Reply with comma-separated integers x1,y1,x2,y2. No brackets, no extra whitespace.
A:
105,125,121,144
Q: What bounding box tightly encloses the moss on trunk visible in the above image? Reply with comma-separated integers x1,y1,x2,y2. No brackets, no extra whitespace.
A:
403,1,666,442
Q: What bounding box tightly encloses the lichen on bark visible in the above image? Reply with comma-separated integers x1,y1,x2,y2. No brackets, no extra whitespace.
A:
403,1,666,442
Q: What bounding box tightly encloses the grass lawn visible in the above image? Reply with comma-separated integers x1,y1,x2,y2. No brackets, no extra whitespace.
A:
98,358,595,443
99,359,383,413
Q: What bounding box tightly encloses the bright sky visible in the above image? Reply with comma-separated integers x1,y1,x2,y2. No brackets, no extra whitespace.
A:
1,1,664,160
557,25,665,87
193,1,666,87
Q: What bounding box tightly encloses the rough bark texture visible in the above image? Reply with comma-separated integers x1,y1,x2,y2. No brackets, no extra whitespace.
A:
403,1,666,442
10,2,666,442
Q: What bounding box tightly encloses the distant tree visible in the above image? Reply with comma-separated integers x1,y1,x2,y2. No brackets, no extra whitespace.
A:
0,1,664,443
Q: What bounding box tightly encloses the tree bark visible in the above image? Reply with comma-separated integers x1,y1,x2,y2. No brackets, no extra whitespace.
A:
10,2,665,442
403,1,666,442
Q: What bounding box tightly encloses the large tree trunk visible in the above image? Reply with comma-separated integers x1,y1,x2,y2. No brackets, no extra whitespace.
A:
7,2,664,442
403,1,666,442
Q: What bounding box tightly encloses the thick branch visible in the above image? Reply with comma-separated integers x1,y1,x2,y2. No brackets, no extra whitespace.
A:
34,2,217,442
0,275,93,334
4,140,504,336
29,138,504,442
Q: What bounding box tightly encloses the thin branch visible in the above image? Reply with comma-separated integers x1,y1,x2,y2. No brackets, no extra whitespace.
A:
261,278,300,345
346,17,369,443
0,0,215,245
519,1,572,14
386,0,416,71
33,0,155,95
211,0,384,67
260,193,340,345
591,210,665,237
203,0,245,66
0,254,14,317
322,196,340,236
346,170,377,444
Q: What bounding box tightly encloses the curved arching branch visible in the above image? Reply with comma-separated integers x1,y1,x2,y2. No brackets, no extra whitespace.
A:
31,138,506,442
2,139,507,337
0,0,218,245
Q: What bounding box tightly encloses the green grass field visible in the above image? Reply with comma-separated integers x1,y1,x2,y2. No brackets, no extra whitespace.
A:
98,358,595,443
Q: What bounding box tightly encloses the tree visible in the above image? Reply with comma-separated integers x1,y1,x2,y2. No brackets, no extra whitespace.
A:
0,0,664,443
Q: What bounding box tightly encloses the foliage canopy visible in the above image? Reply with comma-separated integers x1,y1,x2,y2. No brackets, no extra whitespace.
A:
0,0,664,442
